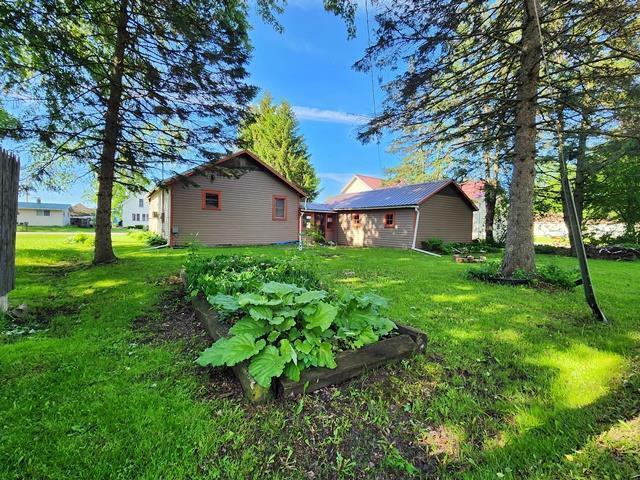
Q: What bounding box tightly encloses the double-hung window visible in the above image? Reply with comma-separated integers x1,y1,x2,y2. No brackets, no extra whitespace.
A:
201,190,221,210
273,196,287,220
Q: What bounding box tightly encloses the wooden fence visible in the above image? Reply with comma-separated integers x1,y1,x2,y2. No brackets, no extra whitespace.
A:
0,148,19,311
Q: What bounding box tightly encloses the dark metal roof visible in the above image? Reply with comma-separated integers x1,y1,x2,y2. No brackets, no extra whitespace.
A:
301,202,334,213
18,202,71,210
301,179,478,212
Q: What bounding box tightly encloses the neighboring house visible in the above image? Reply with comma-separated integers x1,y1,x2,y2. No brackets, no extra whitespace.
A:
122,194,150,228
302,179,477,248
340,174,384,194
148,150,307,246
70,203,95,227
460,180,486,240
17,200,71,226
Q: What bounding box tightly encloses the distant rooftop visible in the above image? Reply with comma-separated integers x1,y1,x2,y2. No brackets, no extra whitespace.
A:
18,201,71,210
303,179,477,211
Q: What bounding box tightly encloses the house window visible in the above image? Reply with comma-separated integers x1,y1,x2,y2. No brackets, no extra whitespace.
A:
352,213,361,227
304,214,312,229
201,190,221,210
142,213,147,221
326,214,334,229
132,213,136,221
273,195,287,220
139,198,144,208
384,212,395,228
36,210,50,217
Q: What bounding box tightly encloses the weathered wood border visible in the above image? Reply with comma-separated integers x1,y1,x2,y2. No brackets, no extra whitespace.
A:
0,148,20,312
191,294,428,402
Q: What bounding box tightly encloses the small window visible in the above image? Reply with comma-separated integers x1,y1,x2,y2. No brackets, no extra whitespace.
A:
132,213,136,221
43,210,50,217
384,212,395,228
201,190,221,210
326,214,334,229
142,213,147,221
352,213,361,227
273,196,287,220
139,198,144,208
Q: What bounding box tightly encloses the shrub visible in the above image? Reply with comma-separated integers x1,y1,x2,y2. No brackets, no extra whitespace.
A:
536,264,580,289
65,233,94,245
467,260,578,289
422,237,447,253
197,282,396,387
127,229,165,246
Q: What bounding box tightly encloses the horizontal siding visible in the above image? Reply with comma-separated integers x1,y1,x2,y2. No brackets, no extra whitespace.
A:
337,208,414,248
170,169,301,246
416,186,473,244
148,190,170,238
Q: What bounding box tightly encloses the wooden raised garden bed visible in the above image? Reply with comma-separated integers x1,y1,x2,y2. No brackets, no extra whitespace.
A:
191,295,427,403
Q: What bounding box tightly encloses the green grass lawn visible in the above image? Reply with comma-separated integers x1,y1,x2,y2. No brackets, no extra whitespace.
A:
1,234,638,479
17,225,129,233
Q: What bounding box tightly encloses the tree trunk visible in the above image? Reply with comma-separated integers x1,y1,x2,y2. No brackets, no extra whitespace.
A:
93,0,129,265
484,145,500,243
501,0,541,276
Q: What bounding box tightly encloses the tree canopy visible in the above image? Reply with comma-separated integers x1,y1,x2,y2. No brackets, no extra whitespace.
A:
239,93,320,199
0,0,284,263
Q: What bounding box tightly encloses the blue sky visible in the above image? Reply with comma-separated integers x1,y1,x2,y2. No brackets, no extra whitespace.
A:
20,1,402,205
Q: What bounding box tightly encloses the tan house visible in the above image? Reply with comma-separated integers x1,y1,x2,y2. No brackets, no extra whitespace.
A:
148,150,306,246
301,180,477,248
340,174,384,194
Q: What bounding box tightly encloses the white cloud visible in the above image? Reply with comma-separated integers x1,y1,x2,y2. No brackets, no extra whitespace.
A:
292,105,370,124
318,172,354,184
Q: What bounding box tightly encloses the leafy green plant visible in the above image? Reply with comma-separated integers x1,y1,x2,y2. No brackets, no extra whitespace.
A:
65,233,94,245
196,281,396,388
184,253,322,298
467,260,578,289
421,237,447,253
127,229,165,246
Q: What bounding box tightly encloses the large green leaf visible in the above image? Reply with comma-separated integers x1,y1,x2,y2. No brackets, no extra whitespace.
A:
295,290,326,304
228,316,268,338
261,282,301,296
283,361,302,382
248,345,287,388
196,338,229,367
249,305,273,321
207,293,240,312
317,342,337,369
279,339,297,365
357,292,388,308
353,326,379,348
198,334,266,367
305,302,338,331
238,292,270,306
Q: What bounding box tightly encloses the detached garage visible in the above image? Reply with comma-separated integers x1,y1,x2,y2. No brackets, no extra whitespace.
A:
301,180,477,249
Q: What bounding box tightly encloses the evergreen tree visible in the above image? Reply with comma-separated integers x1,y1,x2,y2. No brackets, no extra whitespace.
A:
0,0,284,263
327,0,640,275
239,93,320,199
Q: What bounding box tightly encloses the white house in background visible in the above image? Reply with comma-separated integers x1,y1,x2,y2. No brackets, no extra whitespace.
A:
17,200,71,226
121,194,149,228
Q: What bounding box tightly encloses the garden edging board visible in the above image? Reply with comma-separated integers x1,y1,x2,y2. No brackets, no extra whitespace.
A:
191,295,428,403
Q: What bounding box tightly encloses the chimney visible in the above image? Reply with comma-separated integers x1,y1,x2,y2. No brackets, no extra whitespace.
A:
36,198,41,203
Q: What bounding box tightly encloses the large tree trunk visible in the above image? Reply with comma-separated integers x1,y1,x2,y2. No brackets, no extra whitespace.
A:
501,0,541,276
93,0,129,265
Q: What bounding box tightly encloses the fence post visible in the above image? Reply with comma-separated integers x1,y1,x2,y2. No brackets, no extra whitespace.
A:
0,148,20,312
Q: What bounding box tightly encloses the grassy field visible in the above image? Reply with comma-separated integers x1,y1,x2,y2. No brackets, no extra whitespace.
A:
1,233,638,479
17,225,129,233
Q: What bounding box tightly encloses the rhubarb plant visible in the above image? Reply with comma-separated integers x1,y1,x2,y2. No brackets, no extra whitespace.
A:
197,281,396,388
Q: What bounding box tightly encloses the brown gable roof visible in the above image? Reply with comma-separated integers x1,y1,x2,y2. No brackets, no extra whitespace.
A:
153,150,307,197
